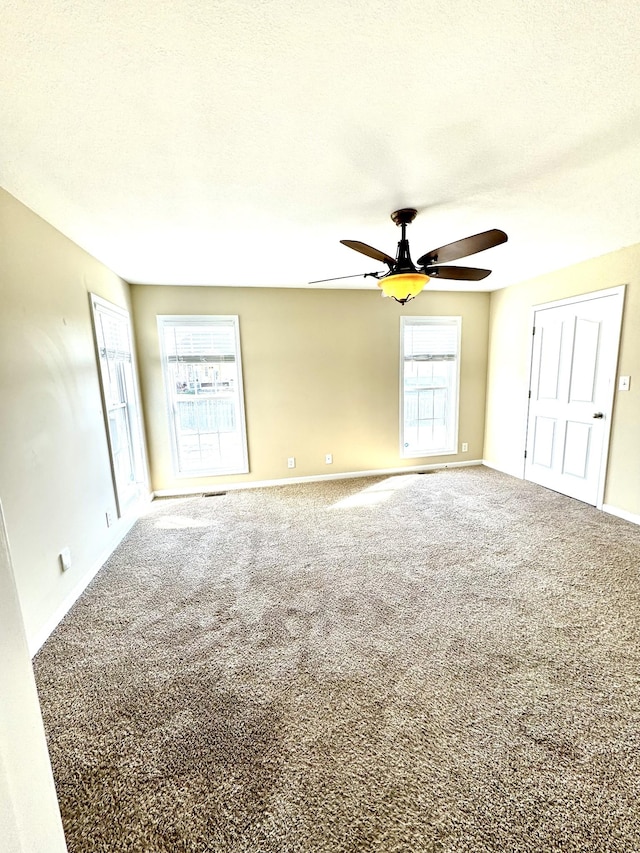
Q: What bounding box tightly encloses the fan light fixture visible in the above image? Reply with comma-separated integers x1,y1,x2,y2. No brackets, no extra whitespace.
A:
309,207,508,303
372,209,430,304
378,271,430,303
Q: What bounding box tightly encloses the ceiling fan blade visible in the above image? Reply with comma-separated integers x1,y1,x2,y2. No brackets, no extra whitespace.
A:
425,265,492,281
309,271,382,284
417,229,507,266
340,240,395,265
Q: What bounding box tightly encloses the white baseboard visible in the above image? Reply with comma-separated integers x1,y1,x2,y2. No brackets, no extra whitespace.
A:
602,504,640,527
480,471,640,526
481,459,524,478
153,459,484,498
29,481,638,658
29,510,142,657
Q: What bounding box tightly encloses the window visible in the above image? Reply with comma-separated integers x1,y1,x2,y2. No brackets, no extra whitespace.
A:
158,316,248,476
91,295,147,515
400,316,461,457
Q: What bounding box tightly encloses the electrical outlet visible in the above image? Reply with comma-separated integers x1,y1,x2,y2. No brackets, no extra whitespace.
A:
106,511,114,528
461,442,469,453
287,457,296,469
59,547,72,572
325,453,333,464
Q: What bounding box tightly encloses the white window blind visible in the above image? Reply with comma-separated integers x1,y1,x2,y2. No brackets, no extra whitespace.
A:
163,325,237,363
400,317,461,457
403,322,458,362
158,316,249,477
97,309,133,363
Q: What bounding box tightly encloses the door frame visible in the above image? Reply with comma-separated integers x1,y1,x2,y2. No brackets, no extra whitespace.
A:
523,284,626,509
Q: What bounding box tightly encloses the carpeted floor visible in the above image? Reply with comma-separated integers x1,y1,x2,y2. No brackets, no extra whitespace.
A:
34,466,640,852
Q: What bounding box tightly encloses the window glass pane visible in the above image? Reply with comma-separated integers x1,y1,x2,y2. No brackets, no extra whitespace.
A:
401,318,460,457
159,316,249,476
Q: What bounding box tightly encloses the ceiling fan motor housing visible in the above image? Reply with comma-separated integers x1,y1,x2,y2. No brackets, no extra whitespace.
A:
390,208,418,226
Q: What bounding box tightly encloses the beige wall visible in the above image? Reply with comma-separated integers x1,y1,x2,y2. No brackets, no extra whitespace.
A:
484,243,640,515
131,285,490,492
0,189,137,643
9,172,638,645
0,500,67,851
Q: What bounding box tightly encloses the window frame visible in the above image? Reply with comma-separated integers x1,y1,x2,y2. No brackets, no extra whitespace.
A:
90,294,148,516
157,315,249,478
399,315,462,458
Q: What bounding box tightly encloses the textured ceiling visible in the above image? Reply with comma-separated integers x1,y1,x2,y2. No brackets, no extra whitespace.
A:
3,0,640,290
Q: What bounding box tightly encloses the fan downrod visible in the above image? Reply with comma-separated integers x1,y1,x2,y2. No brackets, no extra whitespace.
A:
390,208,418,227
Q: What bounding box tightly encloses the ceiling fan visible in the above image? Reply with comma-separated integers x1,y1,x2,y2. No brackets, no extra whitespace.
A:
312,208,508,304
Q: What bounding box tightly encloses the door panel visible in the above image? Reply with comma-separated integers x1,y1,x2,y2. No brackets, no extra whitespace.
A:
537,322,563,400
569,318,599,402
532,417,556,467
563,421,591,478
525,289,624,506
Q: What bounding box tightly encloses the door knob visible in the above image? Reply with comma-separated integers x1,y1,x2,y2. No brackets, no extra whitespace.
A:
593,412,604,419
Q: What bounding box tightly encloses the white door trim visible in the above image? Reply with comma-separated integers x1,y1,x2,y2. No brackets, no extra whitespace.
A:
531,284,626,311
523,285,626,509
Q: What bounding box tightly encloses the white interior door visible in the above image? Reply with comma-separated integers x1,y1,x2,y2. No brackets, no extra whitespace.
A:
524,287,624,505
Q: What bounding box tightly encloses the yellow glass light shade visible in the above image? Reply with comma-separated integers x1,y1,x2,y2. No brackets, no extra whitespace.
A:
378,272,430,304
